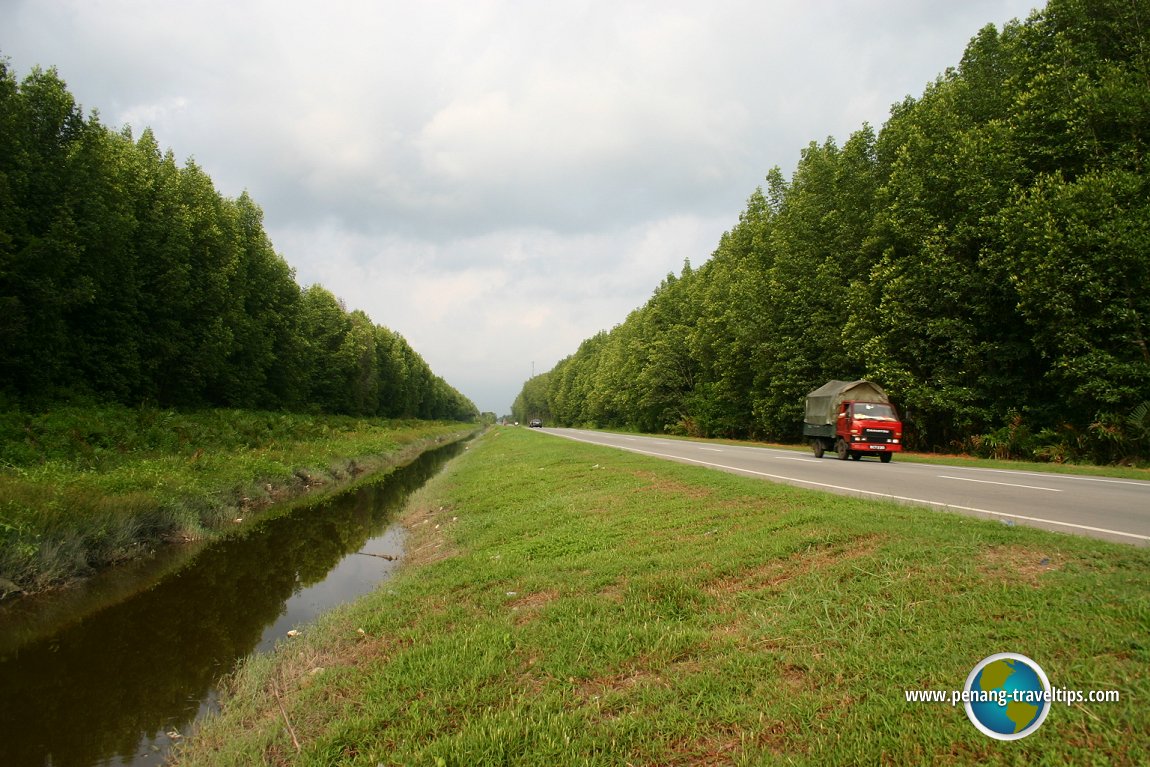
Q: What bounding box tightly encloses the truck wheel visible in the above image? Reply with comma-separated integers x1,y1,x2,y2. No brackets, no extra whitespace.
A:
835,438,850,460
811,439,824,458
880,453,893,463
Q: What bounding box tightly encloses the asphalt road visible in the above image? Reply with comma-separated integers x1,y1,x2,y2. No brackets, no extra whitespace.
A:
540,428,1150,546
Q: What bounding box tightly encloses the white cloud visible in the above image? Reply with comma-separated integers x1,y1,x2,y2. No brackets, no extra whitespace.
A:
270,213,725,410
0,0,1041,412
116,95,189,134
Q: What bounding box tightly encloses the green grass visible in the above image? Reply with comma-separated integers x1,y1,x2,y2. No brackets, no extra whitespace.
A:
0,405,477,594
175,426,1150,766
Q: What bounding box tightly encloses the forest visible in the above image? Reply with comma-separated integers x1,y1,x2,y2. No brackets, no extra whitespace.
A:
0,60,477,422
515,0,1150,464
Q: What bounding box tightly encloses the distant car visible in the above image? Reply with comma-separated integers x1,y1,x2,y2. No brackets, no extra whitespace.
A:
529,418,543,428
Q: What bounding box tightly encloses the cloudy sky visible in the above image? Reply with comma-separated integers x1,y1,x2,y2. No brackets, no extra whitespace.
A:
1,0,1039,414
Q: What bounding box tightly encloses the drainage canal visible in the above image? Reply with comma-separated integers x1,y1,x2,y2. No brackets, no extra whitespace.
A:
0,440,466,766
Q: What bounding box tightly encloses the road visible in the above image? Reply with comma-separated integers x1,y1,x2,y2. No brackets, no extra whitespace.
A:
540,428,1150,546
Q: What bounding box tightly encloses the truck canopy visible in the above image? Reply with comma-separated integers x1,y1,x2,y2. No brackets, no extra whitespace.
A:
803,380,891,427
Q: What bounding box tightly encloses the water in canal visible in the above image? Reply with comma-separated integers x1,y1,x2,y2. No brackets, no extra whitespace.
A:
0,441,465,767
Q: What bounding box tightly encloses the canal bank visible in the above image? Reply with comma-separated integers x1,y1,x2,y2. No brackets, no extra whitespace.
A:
0,432,474,767
0,408,477,597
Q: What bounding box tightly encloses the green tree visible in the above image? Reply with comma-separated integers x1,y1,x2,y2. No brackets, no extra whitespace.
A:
298,285,354,413
995,170,1150,423
631,267,699,433
214,192,305,409
343,309,380,416
61,121,145,401
0,66,87,400
688,187,776,438
0,57,474,420
750,130,882,439
512,372,551,425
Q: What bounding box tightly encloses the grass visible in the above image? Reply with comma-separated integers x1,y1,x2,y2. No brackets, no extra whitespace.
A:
0,405,477,594
174,426,1150,766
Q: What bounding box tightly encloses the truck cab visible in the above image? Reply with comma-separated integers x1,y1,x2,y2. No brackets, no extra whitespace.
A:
831,401,902,462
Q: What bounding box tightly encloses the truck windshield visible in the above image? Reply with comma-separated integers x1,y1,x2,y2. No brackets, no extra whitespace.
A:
852,403,896,421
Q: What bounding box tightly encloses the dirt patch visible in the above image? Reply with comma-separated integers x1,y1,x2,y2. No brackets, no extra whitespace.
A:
665,719,801,765
575,654,706,703
779,662,807,691
704,534,884,600
577,667,665,700
753,719,803,758
508,589,560,610
399,494,461,569
977,545,1059,587
704,560,793,598
627,469,715,500
596,578,629,604
664,726,744,766
302,626,414,681
508,589,560,624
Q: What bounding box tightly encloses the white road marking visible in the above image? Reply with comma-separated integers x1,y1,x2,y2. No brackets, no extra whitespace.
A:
938,475,1061,492
920,465,1149,487
551,431,1150,543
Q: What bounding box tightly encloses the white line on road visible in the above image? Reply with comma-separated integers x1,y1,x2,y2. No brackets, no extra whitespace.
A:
551,432,1150,543
700,447,724,452
923,465,1150,487
938,475,1061,492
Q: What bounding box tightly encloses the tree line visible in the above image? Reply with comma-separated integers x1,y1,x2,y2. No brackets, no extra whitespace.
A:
516,0,1150,463
0,60,477,421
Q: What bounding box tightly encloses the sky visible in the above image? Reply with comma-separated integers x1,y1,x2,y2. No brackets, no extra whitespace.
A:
0,0,1041,414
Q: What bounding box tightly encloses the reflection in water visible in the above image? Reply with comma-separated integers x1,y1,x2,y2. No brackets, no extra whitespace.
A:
0,441,464,767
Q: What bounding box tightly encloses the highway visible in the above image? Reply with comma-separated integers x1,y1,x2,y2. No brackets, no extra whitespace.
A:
541,428,1150,546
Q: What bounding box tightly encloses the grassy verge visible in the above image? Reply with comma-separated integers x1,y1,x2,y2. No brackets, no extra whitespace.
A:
0,405,477,595
175,426,1150,766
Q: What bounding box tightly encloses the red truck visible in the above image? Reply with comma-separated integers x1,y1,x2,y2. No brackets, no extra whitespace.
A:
802,380,903,462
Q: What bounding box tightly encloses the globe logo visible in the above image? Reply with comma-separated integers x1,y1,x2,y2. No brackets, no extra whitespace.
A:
964,653,1051,740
